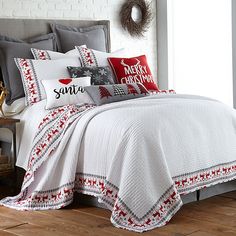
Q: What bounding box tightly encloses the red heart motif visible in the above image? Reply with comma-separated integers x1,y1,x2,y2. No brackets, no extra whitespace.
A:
59,78,72,85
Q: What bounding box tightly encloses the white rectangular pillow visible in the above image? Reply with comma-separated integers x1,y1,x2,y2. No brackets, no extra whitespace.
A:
15,57,81,106
31,45,86,61
75,46,125,67
1,97,26,117
42,77,93,109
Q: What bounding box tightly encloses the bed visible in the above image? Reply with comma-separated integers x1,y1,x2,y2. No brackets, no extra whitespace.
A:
0,18,236,233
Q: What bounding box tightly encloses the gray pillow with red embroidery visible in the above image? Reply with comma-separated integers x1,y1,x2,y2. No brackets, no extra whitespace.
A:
85,83,149,106
67,66,114,85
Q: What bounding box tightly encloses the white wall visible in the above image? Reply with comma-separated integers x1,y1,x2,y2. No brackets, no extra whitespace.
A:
232,0,236,108
168,0,233,106
0,0,157,82
156,0,168,89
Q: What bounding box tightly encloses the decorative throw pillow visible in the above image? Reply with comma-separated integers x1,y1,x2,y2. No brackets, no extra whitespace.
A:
42,77,93,109
31,45,86,61
51,24,108,53
85,83,149,106
0,33,57,104
15,57,81,106
1,97,26,117
67,66,114,85
108,55,159,92
75,46,125,67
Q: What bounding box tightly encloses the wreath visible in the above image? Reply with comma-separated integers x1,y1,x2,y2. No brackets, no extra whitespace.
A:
120,0,152,37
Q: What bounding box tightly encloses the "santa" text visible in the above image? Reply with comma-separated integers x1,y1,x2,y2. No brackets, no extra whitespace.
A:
54,85,85,99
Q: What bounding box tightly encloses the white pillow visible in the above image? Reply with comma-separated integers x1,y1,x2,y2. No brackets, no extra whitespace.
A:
42,77,93,109
31,45,86,61
15,57,81,106
1,97,26,117
75,46,126,67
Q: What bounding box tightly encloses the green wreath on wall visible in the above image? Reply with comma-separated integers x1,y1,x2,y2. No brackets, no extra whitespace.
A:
120,0,152,37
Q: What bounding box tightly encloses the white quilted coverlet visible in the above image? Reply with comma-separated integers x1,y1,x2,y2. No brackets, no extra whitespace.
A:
1,94,236,232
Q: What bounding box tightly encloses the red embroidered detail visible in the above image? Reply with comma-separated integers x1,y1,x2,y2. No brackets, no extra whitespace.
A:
127,84,138,95
76,47,98,67
27,105,93,171
76,161,236,232
108,55,159,92
17,58,40,105
37,106,72,130
16,184,74,206
99,86,112,99
76,174,181,232
4,159,236,231
19,104,95,192
32,49,50,60
158,89,176,94
173,163,236,193
59,78,72,85
136,83,149,95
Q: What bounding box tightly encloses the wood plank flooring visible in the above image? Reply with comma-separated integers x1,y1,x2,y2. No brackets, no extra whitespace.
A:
0,188,235,236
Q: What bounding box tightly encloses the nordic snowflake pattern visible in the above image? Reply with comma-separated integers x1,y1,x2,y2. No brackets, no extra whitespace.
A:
83,70,93,77
67,66,114,85
98,68,107,76
94,74,103,84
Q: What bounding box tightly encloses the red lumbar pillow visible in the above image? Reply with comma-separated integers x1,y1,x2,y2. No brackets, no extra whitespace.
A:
108,55,159,91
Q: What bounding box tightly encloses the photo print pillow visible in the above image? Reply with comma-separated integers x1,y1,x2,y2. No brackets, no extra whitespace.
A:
108,55,159,92
41,77,93,109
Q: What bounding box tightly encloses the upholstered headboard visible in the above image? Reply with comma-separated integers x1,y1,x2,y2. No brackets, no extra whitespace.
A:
0,18,111,52
0,18,111,86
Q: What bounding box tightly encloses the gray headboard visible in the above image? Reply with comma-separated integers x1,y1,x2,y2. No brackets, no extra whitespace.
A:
0,18,111,52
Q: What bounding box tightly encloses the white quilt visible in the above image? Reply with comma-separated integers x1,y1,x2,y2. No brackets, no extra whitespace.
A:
1,94,236,233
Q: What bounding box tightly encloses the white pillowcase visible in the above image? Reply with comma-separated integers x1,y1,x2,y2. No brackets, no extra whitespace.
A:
42,77,93,109
75,46,126,67
1,97,26,117
31,45,86,61
15,57,81,106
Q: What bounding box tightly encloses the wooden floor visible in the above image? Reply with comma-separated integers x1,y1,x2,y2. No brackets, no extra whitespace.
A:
0,188,235,236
